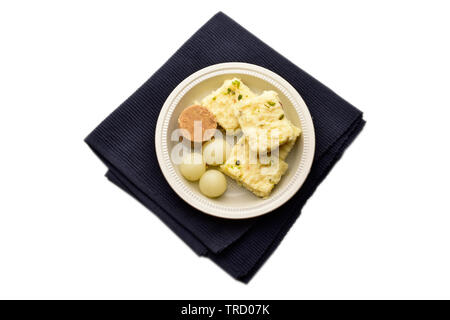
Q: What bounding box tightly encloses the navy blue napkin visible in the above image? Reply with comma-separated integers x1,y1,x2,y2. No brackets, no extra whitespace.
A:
85,12,365,283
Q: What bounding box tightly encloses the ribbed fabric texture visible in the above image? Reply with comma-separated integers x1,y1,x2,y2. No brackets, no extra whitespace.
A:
85,12,365,283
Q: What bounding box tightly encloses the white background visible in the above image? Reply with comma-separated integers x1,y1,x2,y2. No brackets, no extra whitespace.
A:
1,0,449,299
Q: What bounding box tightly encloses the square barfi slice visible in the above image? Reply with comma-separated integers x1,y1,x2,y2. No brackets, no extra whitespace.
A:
234,90,301,153
220,136,288,198
201,78,254,130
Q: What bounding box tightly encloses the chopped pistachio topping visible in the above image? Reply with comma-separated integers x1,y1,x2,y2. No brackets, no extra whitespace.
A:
267,101,276,106
279,114,284,120
238,94,243,101
212,96,216,101
232,80,240,88
226,88,235,95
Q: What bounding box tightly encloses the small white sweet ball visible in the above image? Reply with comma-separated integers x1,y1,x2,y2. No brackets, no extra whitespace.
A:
202,137,231,166
179,152,205,181
199,170,227,198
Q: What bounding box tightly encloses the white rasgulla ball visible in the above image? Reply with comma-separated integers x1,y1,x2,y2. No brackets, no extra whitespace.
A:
179,152,205,181
202,138,231,166
199,170,227,198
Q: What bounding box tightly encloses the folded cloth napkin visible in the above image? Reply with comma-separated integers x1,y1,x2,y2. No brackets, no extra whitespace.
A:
85,12,365,283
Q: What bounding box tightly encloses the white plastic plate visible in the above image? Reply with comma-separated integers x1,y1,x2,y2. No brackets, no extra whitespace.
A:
155,63,315,219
